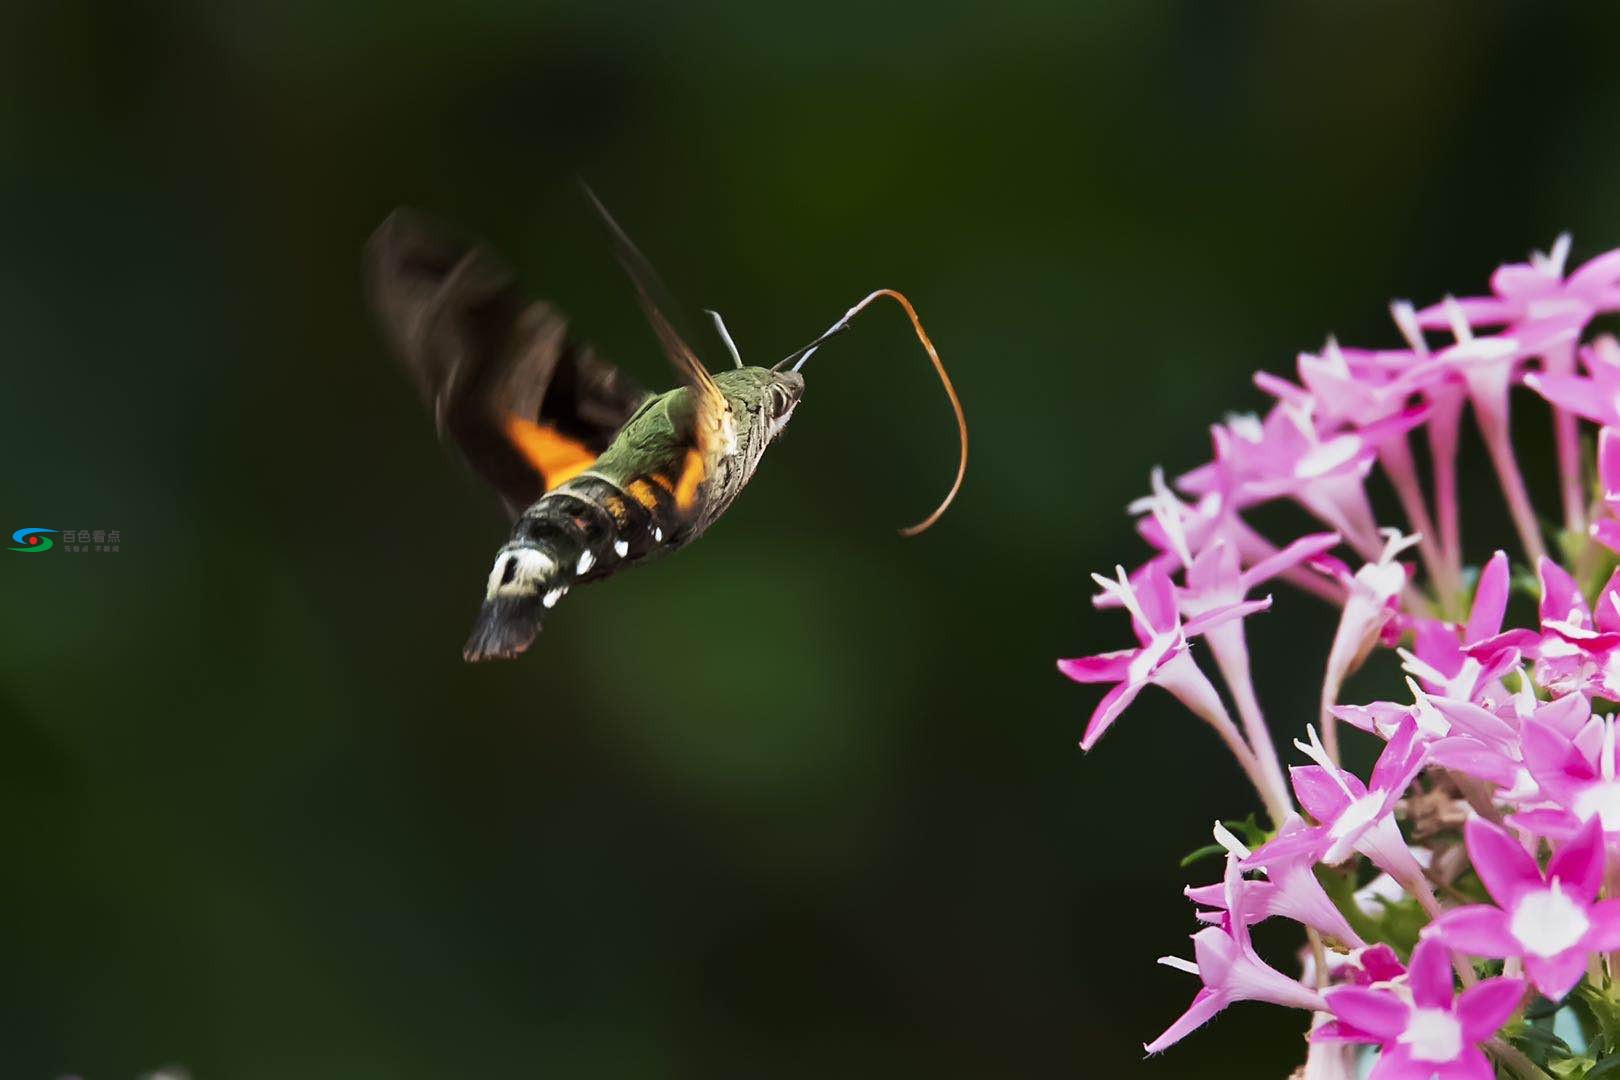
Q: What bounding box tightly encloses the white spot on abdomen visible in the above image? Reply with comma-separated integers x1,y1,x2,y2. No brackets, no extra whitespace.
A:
487,547,556,600
613,539,629,558
576,550,595,574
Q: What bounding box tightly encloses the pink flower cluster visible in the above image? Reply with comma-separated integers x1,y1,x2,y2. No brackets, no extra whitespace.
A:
1061,238,1620,1078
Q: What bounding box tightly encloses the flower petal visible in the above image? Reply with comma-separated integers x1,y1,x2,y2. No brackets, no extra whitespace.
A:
1524,949,1587,1002
1548,816,1606,901
1539,558,1591,628
1322,986,1408,1041
1079,679,1144,751
1426,905,1517,958
1582,898,1620,951
1137,564,1180,634
1464,817,1544,909
1455,976,1526,1042
1182,596,1273,639
1143,987,1228,1055
1290,765,1361,822
1369,717,1426,796
1407,937,1456,1009
1466,551,1510,643
1056,649,1137,684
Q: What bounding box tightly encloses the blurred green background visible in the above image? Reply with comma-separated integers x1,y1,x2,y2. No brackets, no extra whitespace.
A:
4,2,1620,1076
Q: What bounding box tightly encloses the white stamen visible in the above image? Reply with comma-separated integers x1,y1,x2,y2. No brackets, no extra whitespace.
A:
1294,725,1355,798
1143,468,1193,569
1390,300,1430,358
1091,566,1153,633
1404,677,1451,738
1605,718,1617,782
1397,652,1452,698
1212,821,1251,860
1536,234,1572,278
1377,527,1423,564
613,539,629,558
1157,956,1199,976
576,550,595,575
1226,412,1264,442
1442,295,1473,343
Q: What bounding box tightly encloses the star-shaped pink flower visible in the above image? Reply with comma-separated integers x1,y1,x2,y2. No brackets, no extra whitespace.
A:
1147,854,1326,1054
1316,937,1525,1080
1426,816,1620,1000
1059,564,1269,751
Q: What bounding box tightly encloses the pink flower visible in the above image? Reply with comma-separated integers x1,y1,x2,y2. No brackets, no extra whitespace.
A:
1125,467,1347,608
1515,714,1620,842
1249,720,1429,900
1185,822,1366,948
1317,937,1525,1080
1426,817,1620,999
1177,534,1340,819
1532,560,1620,698
1147,855,1327,1054
1413,235,1613,339
1525,335,1620,428
1256,338,1434,427
1062,238,1620,1074
1178,403,1410,560
1399,551,1525,703
1337,943,1407,988
1422,691,1531,798
1594,426,1620,553
1316,532,1420,760
1059,564,1269,751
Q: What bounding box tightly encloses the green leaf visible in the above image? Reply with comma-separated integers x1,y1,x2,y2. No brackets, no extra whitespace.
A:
1528,995,1567,1021
1224,813,1268,848
1585,1055,1620,1080
1577,984,1620,1057
1178,815,1273,869
1515,1022,1574,1063
1179,843,1224,869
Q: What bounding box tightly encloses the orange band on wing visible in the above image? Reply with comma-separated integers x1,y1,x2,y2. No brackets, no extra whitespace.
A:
673,448,706,510
506,416,597,490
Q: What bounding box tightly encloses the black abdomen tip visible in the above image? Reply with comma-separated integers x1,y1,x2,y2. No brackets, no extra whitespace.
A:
462,596,542,662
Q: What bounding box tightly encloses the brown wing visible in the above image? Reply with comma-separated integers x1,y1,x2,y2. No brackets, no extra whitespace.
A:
364,208,651,516
580,186,736,492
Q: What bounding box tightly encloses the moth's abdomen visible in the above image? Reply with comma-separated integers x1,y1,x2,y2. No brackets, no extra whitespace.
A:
461,474,669,662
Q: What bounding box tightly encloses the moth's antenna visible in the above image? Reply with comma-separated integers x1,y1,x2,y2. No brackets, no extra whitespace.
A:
703,309,745,369
784,289,967,537
772,322,850,373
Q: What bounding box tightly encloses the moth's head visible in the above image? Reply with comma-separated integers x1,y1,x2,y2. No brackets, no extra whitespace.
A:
717,367,804,444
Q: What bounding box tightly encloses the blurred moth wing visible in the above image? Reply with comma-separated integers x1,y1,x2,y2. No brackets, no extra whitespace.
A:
364,208,650,516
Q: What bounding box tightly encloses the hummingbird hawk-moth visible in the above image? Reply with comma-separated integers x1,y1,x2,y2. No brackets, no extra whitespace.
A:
364,194,965,662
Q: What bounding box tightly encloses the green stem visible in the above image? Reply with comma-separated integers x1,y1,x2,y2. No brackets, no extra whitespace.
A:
1485,1038,1554,1080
